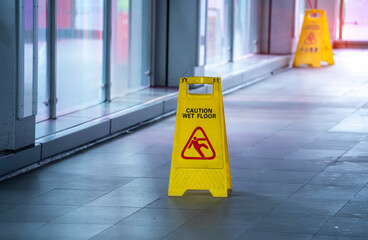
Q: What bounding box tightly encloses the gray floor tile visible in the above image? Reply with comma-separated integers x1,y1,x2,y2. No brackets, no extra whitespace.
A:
59,175,135,191
26,188,108,205
342,141,368,160
290,184,362,200
271,198,347,216
317,216,368,237
91,225,174,240
183,208,264,230
20,223,111,240
330,109,368,133
301,139,359,151
87,190,162,207
52,205,139,224
311,235,368,240
232,181,302,196
249,213,328,234
336,201,368,218
324,162,368,174
230,157,329,172
353,187,368,201
228,168,265,182
314,132,367,142
238,146,296,159
88,138,156,155
137,142,174,155
144,163,171,178
44,154,168,178
309,171,368,187
0,204,14,213
0,172,74,191
113,177,170,195
285,149,345,161
147,196,221,210
164,227,244,240
120,153,171,167
235,231,312,240
238,169,318,184
0,188,47,204
0,204,78,223
0,223,44,239
118,208,199,228
210,195,284,213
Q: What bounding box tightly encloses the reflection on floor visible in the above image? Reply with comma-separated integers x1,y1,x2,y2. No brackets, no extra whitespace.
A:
1,49,368,239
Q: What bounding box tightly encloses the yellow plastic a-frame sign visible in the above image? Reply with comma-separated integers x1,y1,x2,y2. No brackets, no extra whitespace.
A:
168,77,231,197
293,9,334,67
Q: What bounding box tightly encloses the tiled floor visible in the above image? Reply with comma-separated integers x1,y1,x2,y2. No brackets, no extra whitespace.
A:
1,49,368,239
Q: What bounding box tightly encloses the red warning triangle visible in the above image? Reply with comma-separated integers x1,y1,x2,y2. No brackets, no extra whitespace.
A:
304,32,317,44
181,127,216,160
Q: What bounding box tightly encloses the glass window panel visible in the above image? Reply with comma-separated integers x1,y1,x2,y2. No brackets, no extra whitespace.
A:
233,0,259,59
233,0,249,58
37,0,49,122
198,0,206,66
23,0,34,117
342,0,368,40
56,0,104,116
110,0,129,98
110,0,151,99
296,0,305,39
206,0,230,66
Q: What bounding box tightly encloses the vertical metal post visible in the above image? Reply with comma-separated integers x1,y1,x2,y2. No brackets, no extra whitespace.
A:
128,0,132,83
17,0,25,118
103,0,112,101
150,0,156,87
267,0,272,54
48,0,57,119
196,0,208,67
229,0,234,62
204,0,207,66
33,0,38,115
339,0,343,40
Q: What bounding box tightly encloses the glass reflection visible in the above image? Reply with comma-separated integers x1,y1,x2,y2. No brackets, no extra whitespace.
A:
23,0,34,117
206,0,230,66
37,0,49,121
56,0,104,116
110,0,151,99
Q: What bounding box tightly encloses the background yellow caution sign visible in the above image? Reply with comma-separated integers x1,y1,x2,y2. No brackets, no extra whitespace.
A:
293,9,334,67
168,77,231,197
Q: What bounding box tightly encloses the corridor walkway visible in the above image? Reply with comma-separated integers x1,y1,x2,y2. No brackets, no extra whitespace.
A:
1,50,368,239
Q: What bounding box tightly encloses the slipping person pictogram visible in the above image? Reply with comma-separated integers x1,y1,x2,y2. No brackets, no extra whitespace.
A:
188,137,208,158
304,32,317,44
181,127,215,160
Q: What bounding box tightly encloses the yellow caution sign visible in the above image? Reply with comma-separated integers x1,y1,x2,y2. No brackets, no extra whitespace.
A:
168,77,231,197
293,9,334,67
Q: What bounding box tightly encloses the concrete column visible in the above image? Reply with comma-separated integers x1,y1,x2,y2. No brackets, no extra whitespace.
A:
167,0,199,87
269,0,296,54
0,1,35,151
153,0,169,87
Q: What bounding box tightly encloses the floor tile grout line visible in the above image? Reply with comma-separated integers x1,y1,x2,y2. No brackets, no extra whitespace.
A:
87,206,145,240
159,207,213,240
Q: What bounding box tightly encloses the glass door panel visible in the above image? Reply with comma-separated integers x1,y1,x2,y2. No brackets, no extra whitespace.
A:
56,0,104,116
